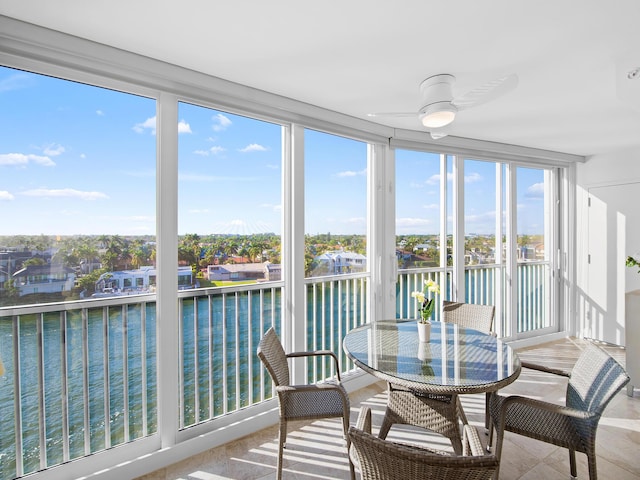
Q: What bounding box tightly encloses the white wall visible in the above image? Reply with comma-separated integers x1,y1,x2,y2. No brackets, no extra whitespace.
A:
576,146,640,345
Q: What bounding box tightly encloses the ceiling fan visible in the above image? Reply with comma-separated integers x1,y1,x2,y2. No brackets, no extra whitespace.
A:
368,73,519,139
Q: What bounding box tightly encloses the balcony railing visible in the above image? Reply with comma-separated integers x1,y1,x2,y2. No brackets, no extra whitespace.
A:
0,273,369,479
0,263,547,480
396,261,550,333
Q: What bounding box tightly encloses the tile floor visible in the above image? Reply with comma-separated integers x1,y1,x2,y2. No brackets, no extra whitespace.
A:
137,338,639,479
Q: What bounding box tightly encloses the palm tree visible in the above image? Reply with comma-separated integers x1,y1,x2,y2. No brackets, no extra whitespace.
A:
102,235,125,271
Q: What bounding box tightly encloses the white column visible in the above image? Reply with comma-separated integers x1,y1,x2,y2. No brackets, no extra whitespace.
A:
288,124,306,383
156,92,179,447
452,155,465,301
369,142,395,322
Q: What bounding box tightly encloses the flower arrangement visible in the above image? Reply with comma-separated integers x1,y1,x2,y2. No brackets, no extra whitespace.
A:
411,279,440,323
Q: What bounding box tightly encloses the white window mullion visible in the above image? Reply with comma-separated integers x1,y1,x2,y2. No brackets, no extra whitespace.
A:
439,154,448,295
505,163,518,338
494,163,504,337
288,124,306,384
452,155,465,301
156,92,180,447
370,142,394,322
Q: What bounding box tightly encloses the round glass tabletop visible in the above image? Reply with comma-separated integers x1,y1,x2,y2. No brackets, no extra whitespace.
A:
343,319,521,394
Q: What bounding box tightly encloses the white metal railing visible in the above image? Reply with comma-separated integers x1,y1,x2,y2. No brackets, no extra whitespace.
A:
304,272,369,383
397,262,550,335
0,274,368,480
0,263,546,480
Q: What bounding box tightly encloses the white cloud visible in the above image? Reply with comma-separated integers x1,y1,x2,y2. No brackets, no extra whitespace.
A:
194,146,225,156
80,153,86,159
425,172,469,186
465,172,482,183
0,153,55,167
336,168,367,177
0,73,35,92
396,217,432,228
179,172,258,182
464,211,497,230
0,191,14,200
526,182,545,198
178,120,192,134
425,173,441,185
422,203,439,210
259,203,281,212
96,110,104,116
133,116,192,134
43,143,65,156
239,143,267,153
212,113,232,132
133,116,157,134
21,188,109,201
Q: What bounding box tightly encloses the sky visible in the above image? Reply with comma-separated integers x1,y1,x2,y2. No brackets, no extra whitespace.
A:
0,65,545,238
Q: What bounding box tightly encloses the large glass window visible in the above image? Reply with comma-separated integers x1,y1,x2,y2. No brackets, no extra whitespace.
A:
0,66,156,478
177,103,282,283
177,103,283,426
395,150,442,269
395,150,443,319
304,129,368,371
0,67,156,306
395,146,557,338
304,130,368,277
464,160,497,266
516,166,551,333
463,159,500,308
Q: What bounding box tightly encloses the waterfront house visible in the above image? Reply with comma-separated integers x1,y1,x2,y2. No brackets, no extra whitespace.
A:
0,4,639,480
206,262,281,282
11,264,75,296
94,266,194,295
315,250,367,275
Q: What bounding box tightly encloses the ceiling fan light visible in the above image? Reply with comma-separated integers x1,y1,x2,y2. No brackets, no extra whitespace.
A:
420,102,457,128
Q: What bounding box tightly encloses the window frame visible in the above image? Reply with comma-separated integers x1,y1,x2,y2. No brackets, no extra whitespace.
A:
0,15,581,480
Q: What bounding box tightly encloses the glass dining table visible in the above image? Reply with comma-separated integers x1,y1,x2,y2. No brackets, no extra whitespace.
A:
343,319,521,454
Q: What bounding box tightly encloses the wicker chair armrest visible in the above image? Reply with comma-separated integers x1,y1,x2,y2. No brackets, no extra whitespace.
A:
356,406,372,434
276,383,345,394
462,424,484,456
287,350,342,380
521,361,571,377
501,395,595,421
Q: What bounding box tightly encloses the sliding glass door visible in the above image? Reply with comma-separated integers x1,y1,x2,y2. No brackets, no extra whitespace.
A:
395,149,560,340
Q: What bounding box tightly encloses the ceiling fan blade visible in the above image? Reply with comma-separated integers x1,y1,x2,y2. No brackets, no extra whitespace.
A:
367,112,417,118
452,73,518,110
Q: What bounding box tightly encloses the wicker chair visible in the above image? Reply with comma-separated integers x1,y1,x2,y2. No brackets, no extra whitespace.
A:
442,300,496,429
349,407,499,480
488,342,629,480
257,327,353,480
442,300,495,334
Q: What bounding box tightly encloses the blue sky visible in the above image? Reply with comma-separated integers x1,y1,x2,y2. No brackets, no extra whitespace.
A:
0,65,544,238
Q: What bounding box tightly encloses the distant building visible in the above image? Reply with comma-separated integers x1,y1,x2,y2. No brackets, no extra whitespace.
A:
11,264,76,296
94,266,193,296
518,245,536,260
0,249,51,291
206,262,281,282
315,250,366,275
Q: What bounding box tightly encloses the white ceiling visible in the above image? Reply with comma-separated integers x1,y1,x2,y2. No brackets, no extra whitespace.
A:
2,0,640,157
